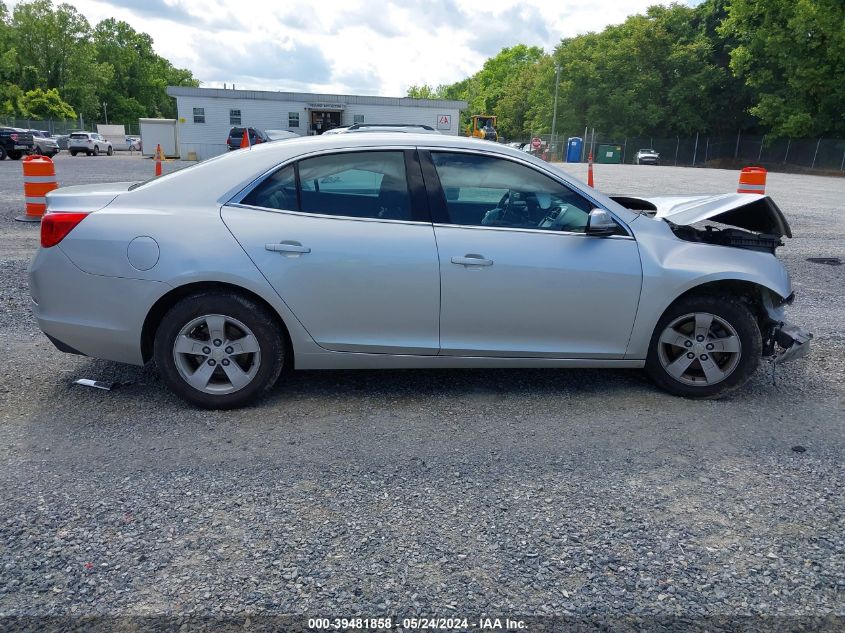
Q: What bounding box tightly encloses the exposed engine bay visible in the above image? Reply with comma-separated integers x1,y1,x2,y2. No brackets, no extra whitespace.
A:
611,193,792,253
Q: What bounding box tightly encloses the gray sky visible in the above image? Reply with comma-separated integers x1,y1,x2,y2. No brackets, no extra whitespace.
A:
9,0,702,95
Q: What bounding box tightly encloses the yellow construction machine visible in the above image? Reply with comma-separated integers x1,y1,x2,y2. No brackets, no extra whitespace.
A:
467,115,498,141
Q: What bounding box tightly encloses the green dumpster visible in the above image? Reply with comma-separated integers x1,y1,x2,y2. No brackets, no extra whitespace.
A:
596,144,622,164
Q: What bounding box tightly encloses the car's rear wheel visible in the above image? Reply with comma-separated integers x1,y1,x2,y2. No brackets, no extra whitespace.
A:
106,146,113,156
70,150,78,156
0,146,6,160
153,292,285,409
645,294,761,399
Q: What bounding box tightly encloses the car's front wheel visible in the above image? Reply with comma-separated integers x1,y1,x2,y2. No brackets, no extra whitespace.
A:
92,145,100,156
645,294,761,399
106,146,113,156
153,291,286,409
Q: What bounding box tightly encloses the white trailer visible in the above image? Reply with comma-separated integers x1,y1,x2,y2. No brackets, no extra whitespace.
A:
139,118,179,158
96,124,128,150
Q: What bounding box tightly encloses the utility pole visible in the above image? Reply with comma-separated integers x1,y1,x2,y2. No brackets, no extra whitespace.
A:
551,64,561,159
103,102,108,125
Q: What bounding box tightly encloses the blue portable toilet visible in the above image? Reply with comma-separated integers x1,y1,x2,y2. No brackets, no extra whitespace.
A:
566,137,583,163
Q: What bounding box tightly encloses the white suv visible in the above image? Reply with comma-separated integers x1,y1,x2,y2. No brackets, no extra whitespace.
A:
68,132,113,157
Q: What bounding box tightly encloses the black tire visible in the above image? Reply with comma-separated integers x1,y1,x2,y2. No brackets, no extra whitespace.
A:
645,293,762,399
0,146,6,160
92,145,100,156
153,291,286,409
70,150,78,156
8,151,21,160
106,146,113,156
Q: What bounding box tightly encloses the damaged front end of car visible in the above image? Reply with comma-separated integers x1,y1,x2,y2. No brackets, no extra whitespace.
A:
613,192,813,364
612,193,792,254
761,291,813,365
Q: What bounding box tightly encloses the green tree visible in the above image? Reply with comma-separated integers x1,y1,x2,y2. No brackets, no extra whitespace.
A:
17,86,76,119
10,0,101,117
406,84,444,99
720,0,845,137
93,18,196,120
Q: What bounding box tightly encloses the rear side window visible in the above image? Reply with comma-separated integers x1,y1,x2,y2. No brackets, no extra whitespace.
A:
242,151,411,221
299,152,410,220
241,165,296,211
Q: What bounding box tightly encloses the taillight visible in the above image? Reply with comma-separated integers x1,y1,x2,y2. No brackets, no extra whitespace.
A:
10,133,17,142
41,212,89,248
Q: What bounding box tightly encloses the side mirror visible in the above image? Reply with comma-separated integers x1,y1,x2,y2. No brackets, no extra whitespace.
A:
585,208,617,236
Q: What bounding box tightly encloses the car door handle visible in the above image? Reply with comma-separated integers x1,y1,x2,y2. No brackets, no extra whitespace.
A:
265,241,311,254
451,254,493,267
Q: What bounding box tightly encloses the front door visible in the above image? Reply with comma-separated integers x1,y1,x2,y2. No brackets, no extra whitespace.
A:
311,110,342,134
223,150,440,355
424,151,642,358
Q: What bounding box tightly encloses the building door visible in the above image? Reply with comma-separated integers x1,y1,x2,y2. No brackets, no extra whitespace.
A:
310,110,342,134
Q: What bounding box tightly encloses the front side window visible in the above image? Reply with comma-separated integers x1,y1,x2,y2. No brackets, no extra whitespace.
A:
288,112,299,127
230,109,241,125
430,152,595,232
240,151,411,221
193,107,205,124
298,152,410,220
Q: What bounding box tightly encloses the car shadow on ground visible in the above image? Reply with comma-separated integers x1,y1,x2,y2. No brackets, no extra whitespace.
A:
57,355,658,409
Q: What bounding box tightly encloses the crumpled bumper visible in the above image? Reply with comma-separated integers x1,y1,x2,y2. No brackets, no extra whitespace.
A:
771,321,813,364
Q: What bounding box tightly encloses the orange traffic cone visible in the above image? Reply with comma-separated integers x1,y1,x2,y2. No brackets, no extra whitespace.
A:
154,144,163,177
16,155,58,222
240,129,250,149
587,151,594,188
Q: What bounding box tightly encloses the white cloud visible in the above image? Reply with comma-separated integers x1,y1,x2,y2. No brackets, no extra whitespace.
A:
7,0,698,95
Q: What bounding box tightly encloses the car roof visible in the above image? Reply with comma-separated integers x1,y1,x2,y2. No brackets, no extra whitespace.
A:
119,132,639,225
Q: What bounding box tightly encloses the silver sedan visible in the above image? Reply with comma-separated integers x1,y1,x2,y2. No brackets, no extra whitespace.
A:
29,134,811,408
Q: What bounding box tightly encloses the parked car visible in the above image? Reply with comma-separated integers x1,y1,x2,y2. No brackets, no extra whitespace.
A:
265,130,300,142
54,134,70,151
28,130,60,157
126,136,142,151
29,134,811,409
68,132,113,156
0,127,35,160
227,127,270,150
635,148,659,165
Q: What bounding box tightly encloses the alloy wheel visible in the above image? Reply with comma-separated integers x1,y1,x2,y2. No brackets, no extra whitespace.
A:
657,312,741,386
172,313,261,394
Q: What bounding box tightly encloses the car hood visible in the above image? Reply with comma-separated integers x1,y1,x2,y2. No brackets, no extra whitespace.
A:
611,193,792,238
46,182,135,212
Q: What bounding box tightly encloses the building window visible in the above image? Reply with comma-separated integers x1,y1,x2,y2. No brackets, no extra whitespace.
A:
288,112,300,127
229,109,241,125
193,107,205,124
353,114,364,124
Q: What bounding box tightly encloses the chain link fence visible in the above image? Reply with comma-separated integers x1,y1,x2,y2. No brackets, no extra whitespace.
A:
504,131,845,173
0,117,141,135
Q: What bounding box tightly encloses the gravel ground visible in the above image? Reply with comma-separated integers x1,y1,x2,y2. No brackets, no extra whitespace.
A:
0,153,843,629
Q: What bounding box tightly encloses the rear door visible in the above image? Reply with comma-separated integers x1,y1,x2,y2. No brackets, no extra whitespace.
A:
222,149,441,355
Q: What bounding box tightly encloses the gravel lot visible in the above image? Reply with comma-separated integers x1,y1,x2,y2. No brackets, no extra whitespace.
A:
0,153,843,629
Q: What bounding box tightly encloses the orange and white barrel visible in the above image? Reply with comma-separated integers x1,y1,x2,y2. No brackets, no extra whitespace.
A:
16,155,58,222
737,166,766,194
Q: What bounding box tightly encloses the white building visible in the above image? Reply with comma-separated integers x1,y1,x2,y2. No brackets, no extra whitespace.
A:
166,86,467,160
